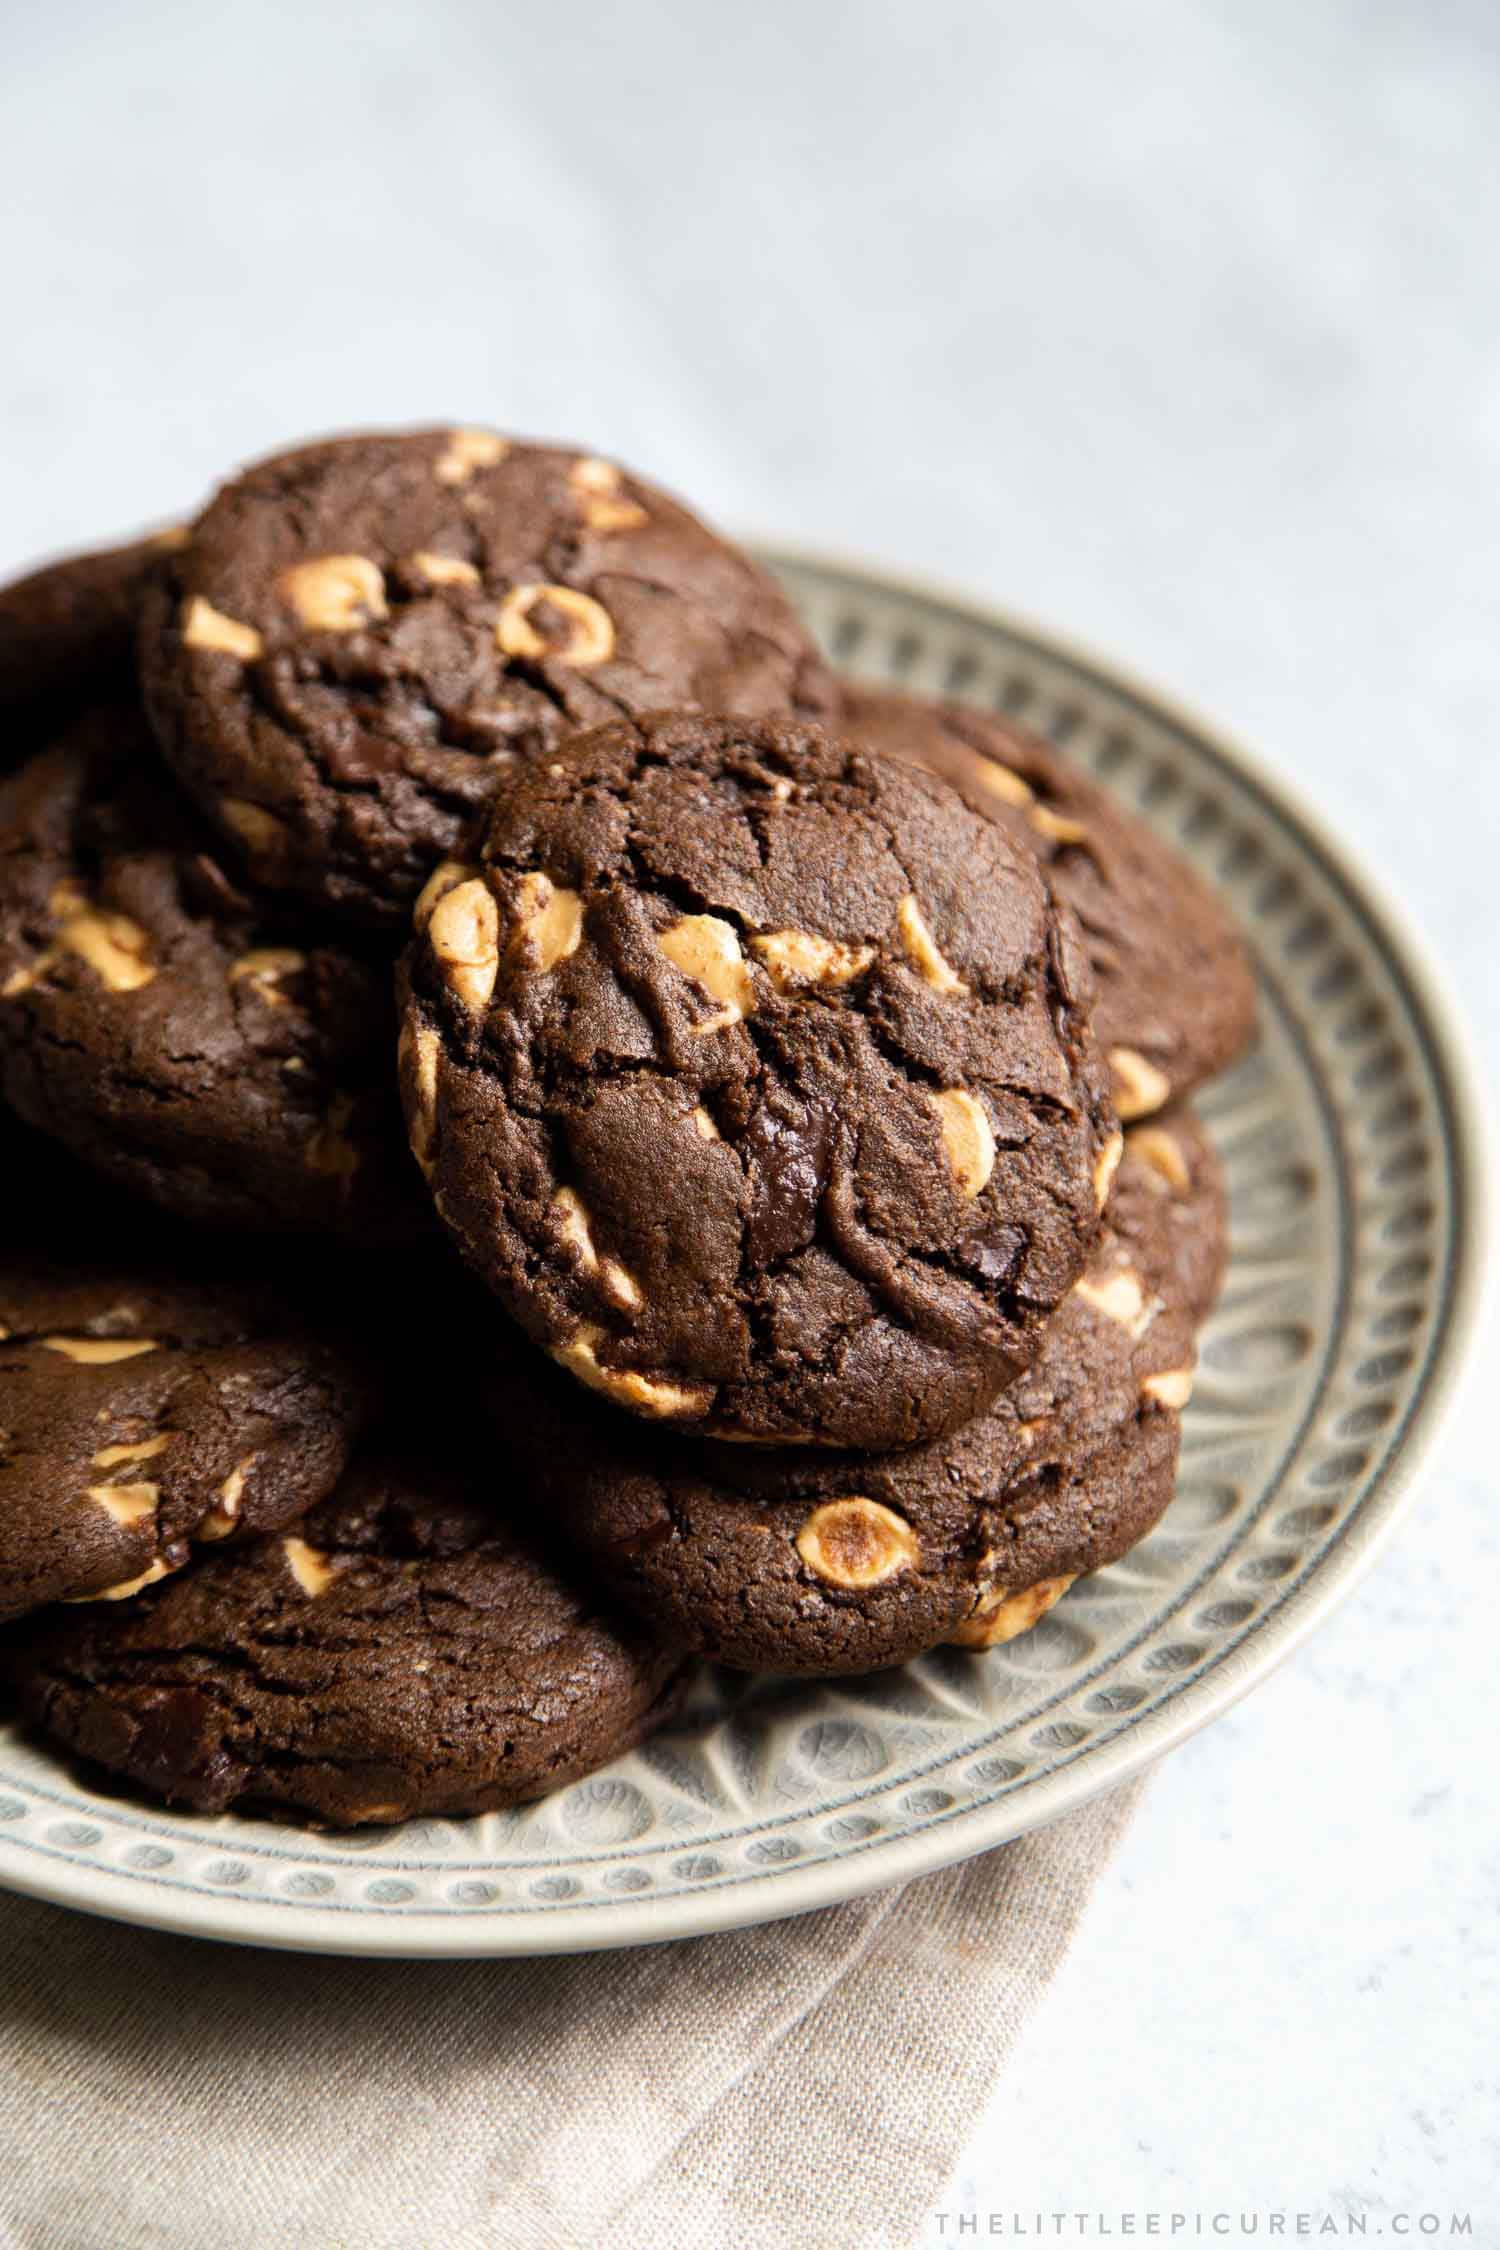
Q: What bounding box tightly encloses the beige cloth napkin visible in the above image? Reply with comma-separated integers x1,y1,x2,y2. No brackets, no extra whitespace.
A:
0,1777,1143,2250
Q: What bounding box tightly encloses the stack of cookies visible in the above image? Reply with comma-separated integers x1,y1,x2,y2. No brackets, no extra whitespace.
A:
0,428,1255,1826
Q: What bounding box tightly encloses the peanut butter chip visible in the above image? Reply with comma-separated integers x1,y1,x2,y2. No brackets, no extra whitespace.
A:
41,1336,158,1365
283,1536,338,1596
928,1087,996,1197
85,1481,159,1527
277,554,387,632
413,859,478,935
568,455,647,522
495,583,616,666
409,550,480,587
1093,1128,1125,1211
657,915,754,1034
1109,1046,1171,1121
50,904,155,994
568,455,650,533
181,596,263,662
598,1266,641,1316
92,1435,172,1470
578,496,650,534
228,948,306,1006
509,873,583,974
1126,1125,1191,1195
896,895,968,993
428,877,500,1012
974,762,1035,809
549,1325,710,1418
1074,1266,1160,1339
569,456,619,493
399,1019,441,1173
691,1105,721,1140
200,1453,255,1540
750,929,875,989
64,912,155,994
551,1188,642,1312
794,1497,919,1590
950,1574,1076,1649
434,428,509,484
219,1457,251,1511
552,1186,595,1264
66,1557,174,1605
1142,1366,1194,1409
1028,803,1089,847
221,798,291,862
304,1095,361,1182
6,889,158,998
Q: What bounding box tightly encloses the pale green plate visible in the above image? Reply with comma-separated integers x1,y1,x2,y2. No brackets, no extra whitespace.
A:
0,552,1484,1954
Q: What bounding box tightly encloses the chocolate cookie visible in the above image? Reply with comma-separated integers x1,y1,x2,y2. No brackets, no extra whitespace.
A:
139,429,838,925
6,1442,689,1825
400,712,1115,1451
0,706,428,1239
0,531,178,756
1119,1108,1229,1325
844,686,1256,1117
501,1110,1224,1674
0,1251,365,1624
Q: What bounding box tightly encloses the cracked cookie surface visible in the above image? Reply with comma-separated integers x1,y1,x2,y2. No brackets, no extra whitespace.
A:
845,685,1257,1117
494,1109,1225,1673
0,705,429,1238
400,712,1114,1450
139,429,838,925
0,1250,366,1623
6,1439,690,1825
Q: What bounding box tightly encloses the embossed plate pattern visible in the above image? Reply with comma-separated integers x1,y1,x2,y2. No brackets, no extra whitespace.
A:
0,552,1484,1955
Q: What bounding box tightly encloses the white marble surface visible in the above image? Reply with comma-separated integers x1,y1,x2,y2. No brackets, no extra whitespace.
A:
2,0,1496,2230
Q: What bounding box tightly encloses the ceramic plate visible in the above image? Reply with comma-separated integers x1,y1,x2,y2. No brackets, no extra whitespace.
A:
0,552,1484,1955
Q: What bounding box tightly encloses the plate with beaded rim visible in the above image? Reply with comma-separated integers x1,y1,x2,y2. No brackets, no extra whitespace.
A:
0,549,1485,1956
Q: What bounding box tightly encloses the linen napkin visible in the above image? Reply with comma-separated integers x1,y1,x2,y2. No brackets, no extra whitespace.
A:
0,1776,1144,2250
